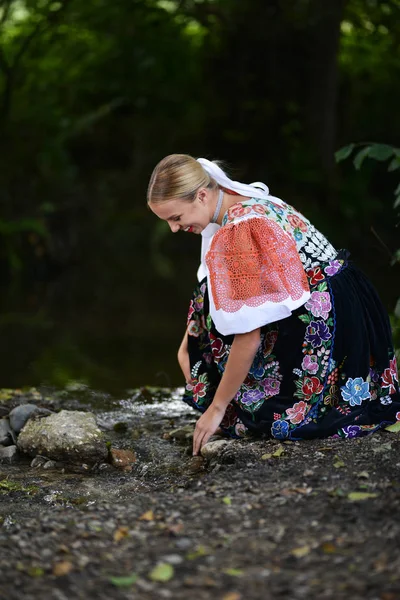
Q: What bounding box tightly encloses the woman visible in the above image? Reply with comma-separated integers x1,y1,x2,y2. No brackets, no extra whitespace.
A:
147,154,400,455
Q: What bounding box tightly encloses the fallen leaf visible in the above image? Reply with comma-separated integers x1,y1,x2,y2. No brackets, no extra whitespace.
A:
318,446,333,452
372,442,392,454
149,562,174,582
109,573,138,587
385,421,400,433
321,542,336,554
223,568,243,576
273,445,285,457
222,593,241,600
281,487,312,496
357,471,369,479
53,561,73,576
139,510,155,521
290,545,311,558
167,523,184,536
186,545,209,560
333,455,345,468
261,453,272,460
347,492,378,501
222,496,232,506
113,526,129,542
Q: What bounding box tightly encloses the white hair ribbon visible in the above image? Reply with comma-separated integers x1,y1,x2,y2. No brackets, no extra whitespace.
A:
197,157,284,206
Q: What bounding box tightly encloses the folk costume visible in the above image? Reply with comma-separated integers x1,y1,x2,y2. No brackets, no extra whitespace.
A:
183,159,400,440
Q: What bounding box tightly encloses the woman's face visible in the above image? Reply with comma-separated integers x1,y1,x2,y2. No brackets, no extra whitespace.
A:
149,193,212,234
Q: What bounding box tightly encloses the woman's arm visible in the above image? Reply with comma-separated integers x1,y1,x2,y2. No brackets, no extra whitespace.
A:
192,327,261,455
177,329,192,383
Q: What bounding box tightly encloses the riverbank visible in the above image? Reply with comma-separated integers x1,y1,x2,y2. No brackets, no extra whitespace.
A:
1,387,400,599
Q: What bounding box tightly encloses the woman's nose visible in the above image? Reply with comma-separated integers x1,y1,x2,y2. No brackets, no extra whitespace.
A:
169,221,180,233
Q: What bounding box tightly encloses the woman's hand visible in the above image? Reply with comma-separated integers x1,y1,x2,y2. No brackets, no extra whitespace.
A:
193,403,226,455
177,330,192,384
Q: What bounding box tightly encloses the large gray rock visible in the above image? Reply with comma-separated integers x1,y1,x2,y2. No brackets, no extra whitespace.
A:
9,404,52,434
17,410,108,464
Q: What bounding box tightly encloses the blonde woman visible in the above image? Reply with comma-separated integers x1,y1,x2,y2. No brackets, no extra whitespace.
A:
148,154,400,455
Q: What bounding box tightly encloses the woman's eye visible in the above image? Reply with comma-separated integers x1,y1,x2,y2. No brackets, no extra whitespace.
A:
172,216,181,222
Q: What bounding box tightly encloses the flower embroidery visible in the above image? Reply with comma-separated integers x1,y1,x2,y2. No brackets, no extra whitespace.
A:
305,320,332,348
306,266,325,286
187,300,195,324
250,358,265,379
210,336,226,360
227,203,251,219
241,389,264,406
286,401,307,424
396,412,400,421
188,319,203,337
342,425,362,438
305,291,332,320
269,202,284,216
341,377,371,406
193,293,204,311
324,259,342,277
302,376,323,399
252,204,267,215
381,367,397,394
261,377,281,397
288,214,308,232
390,357,399,383
264,330,278,357
301,354,319,375
271,419,289,439
380,395,392,405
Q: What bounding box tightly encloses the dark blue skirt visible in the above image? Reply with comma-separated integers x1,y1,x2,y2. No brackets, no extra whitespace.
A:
183,251,400,440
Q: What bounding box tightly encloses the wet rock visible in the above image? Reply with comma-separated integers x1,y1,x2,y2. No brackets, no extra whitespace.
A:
0,445,18,463
0,418,13,446
17,410,108,464
43,460,58,470
187,456,205,473
168,425,194,443
200,439,230,460
9,404,52,434
31,455,49,468
110,448,136,469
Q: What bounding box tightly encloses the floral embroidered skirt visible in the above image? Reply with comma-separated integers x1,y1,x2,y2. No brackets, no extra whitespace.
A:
183,252,400,440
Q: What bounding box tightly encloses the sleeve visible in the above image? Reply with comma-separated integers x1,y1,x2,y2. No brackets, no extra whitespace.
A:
205,216,310,335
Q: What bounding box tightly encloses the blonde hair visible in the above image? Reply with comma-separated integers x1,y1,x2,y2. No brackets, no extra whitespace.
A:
147,154,217,205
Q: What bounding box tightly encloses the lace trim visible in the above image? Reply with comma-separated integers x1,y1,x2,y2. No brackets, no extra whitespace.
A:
206,217,309,313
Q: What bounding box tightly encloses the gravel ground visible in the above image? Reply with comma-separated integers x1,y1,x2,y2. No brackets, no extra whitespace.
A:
1,389,400,600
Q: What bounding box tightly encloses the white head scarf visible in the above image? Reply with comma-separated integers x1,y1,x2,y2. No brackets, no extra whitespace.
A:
197,157,284,206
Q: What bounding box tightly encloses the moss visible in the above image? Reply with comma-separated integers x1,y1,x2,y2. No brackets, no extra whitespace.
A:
0,479,40,495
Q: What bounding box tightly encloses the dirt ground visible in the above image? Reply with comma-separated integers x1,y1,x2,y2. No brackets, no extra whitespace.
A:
1,389,400,600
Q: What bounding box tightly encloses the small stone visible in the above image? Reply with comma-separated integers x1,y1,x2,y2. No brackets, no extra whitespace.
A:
174,537,192,550
110,448,136,469
187,456,204,473
0,418,13,446
168,425,194,442
0,445,18,463
161,554,183,565
43,460,58,470
200,439,230,460
53,561,73,576
31,455,49,468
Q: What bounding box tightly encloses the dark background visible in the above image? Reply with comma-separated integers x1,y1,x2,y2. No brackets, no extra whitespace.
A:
0,0,399,394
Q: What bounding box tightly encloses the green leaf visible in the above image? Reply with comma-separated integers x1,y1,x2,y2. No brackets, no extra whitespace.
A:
394,196,400,210
272,445,285,457
334,144,355,163
368,144,394,161
110,573,138,587
222,496,232,505
149,563,174,582
385,421,400,433
223,568,244,576
298,314,311,324
333,455,345,469
395,183,400,196
388,157,400,172
353,146,370,170
348,492,378,501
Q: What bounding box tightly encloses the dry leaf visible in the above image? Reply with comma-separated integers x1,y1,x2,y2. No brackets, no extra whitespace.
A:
321,542,336,554
222,593,241,600
53,561,73,576
139,510,155,521
385,421,400,433
261,453,272,460
290,545,311,558
113,526,129,542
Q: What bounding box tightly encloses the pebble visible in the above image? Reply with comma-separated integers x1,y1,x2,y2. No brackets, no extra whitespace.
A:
0,418,13,446
161,553,184,565
0,445,18,463
110,448,136,469
174,537,192,550
201,439,230,460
